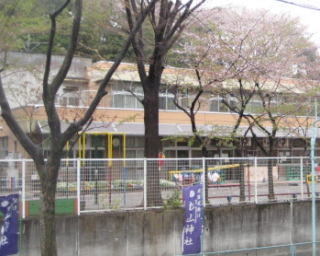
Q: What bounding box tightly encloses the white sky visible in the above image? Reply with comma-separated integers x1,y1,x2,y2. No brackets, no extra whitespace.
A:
202,0,320,46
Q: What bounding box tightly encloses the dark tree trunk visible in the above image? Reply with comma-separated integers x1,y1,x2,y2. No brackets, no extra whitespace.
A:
267,150,275,200
144,80,162,206
201,146,209,203
144,84,160,159
38,158,60,256
239,164,246,202
235,147,246,202
267,158,275,200
40,184,57,256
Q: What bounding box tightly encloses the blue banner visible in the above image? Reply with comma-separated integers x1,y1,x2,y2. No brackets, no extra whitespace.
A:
182,184,203,255
0,194,19,256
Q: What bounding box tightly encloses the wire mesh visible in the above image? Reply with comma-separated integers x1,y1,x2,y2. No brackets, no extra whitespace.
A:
1,156,318,255
158,158,203,207
0,160,22,195
25,160,38,201
79,159,144,212
58,159,78,199
2,156,320,216
205,158,255,205
255,157,319,203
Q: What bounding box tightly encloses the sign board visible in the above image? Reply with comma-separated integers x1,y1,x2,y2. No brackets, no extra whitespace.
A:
182,184,203,255
0,194,19,256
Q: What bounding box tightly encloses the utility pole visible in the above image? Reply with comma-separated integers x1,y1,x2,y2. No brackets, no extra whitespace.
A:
311,97,318,256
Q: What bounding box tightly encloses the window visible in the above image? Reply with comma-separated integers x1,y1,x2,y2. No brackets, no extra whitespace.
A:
59,87,81,106
209,96,232,112
210,98,219,112
91,136,105,148
112,92,143,109
246,97,263,114
126,137,144,148
112,82,181,111
229,97,239,112
111,82,143,109
159,91,177,110
0,137,8,158
167,97,177,110
292,139,306,148
180,97,190,108
179,95,201,110
126,137,144,164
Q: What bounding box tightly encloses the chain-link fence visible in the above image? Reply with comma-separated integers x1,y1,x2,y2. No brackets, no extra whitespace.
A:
0,156,319,218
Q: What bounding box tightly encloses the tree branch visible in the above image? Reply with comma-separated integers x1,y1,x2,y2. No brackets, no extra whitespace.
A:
62,0,158,144
50,0,83,95
0,73,42,162
43,0,71,95
125,0,148,83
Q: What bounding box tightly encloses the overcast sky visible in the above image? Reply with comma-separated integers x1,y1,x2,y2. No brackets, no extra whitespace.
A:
202,0,320,46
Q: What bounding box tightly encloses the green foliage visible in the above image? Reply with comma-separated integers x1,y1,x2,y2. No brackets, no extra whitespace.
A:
0,0,46,53
164,190,182,209
0,0,188,64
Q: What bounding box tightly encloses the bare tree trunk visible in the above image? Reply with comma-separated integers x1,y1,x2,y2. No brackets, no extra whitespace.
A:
234,145,246,202
40,186,57,256
144,84,162,206
38,161,59,256
201,146,209,203
239,164,246,202
267,156,275,200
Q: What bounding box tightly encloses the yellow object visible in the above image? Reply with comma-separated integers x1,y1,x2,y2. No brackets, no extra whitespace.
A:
307,174,319,184
168,164,240,175
77,131,127,166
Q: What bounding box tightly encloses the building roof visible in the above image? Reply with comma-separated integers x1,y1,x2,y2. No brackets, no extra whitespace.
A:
1,51,92,80
88,61,319,94
88,61,197,86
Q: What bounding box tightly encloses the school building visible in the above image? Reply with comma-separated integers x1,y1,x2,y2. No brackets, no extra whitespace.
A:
0,52,318,160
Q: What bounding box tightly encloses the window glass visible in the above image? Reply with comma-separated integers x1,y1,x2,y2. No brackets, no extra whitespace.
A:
113,94,124,108
191,150,202,158
247,100,263,113
124,95,136,108
159,96,166,109
219,101,229,112
167,97,177,110
126,137,135,148
136,97,143,109
126,150,136,158
229,97,239,111
210,98,219,112
165,150,176,158
180,97,190,108
210,96,229,112
91,135,105,148
136,137,144,147
136,150,144,158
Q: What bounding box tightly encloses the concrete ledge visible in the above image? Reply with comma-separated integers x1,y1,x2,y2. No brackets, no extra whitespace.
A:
18,200,319,255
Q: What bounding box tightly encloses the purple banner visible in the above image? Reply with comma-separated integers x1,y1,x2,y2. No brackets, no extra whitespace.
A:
0,194,19,256
182,184,203,255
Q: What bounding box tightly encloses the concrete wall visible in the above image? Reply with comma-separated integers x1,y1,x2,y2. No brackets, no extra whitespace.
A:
18,200,319,256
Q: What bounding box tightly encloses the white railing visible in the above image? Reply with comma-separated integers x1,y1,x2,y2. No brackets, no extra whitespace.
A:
0,156,318,218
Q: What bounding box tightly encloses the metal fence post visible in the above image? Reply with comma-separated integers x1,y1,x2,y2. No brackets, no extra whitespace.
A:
22,159,26,219
77,158,81,216
300,157,304,199
144,158,147,210
202,157,206,208
254,157,258,204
